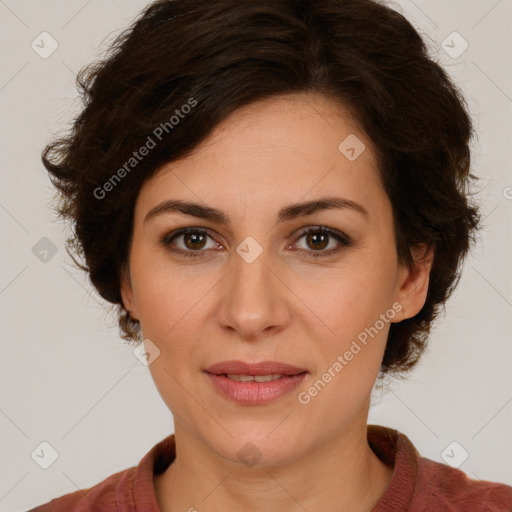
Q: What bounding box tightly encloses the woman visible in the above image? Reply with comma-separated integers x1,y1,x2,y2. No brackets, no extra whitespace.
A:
29,0,512,510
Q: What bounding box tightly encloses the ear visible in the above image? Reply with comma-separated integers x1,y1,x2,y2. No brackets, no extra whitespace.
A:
394,243,434,321
120,263,139,321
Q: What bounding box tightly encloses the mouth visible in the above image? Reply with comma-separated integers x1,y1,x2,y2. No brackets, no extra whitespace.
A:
204,359,308,377
218,373,301,382
203,360,308,404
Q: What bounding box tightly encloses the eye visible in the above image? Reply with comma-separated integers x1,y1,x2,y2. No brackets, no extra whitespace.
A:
161,226,351,260
161,227,222,259
292,226,352,259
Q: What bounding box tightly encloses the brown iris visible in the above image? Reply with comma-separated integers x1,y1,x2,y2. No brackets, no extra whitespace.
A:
306,231,329,251
184,232,207,250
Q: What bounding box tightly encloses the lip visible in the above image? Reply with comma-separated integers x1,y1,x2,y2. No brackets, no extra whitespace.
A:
203,360,308,405
204,360,307,376
205,372,307,405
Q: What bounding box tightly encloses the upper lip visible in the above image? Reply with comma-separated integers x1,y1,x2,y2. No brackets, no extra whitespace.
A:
204,360,308,376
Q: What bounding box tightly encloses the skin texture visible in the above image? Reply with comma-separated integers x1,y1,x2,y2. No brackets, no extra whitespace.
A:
121,92,433,511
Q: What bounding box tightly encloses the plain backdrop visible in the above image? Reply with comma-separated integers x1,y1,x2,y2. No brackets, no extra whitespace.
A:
0,0,511,510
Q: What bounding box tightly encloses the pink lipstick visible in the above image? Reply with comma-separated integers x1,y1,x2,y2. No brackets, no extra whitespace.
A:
204,360,308,405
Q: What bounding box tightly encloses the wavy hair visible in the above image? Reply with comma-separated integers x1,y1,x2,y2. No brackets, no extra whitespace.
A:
42,0,480,379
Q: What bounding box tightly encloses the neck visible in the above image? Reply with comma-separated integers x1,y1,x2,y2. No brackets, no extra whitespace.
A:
154,420,393,512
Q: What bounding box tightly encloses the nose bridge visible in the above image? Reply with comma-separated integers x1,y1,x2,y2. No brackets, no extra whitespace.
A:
218,238,289,338
232,242,272,298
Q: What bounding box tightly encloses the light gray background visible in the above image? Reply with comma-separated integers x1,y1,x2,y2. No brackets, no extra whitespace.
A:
1,0,511,510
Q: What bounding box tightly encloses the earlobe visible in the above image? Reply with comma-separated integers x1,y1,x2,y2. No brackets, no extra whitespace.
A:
120,264,138,321
394,243,434,321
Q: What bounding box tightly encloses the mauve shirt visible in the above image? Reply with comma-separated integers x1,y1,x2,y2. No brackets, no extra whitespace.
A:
27,425,512,511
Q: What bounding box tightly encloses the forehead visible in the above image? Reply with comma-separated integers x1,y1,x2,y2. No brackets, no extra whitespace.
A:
135,92,386,223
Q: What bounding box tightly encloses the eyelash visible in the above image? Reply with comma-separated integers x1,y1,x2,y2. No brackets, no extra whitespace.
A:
160,226,352,260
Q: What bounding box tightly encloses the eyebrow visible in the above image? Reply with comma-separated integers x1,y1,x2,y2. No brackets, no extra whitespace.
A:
144,195,369,226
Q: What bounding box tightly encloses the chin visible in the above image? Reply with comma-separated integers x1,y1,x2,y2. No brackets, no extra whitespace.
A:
208,428,309,469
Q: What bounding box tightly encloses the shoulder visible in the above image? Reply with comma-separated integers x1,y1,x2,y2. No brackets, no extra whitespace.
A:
414,454,512,511
24,434,175,512
25,466,136,512
368,425,512,512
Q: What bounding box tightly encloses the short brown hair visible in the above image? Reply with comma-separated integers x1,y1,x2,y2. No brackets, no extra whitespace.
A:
42,0,480,379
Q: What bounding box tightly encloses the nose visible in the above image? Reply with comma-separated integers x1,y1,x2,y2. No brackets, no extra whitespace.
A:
217,243,291,341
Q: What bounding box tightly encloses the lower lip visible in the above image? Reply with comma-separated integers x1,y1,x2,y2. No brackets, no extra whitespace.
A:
205,372,307,404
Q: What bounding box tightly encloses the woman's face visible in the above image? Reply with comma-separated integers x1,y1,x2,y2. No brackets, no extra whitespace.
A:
121,92,430,466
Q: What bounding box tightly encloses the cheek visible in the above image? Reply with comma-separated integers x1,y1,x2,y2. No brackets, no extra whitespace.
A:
132,253,217,338
292,258,397,386
134,266,211,417
297,277,393,426
295,260,397,336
